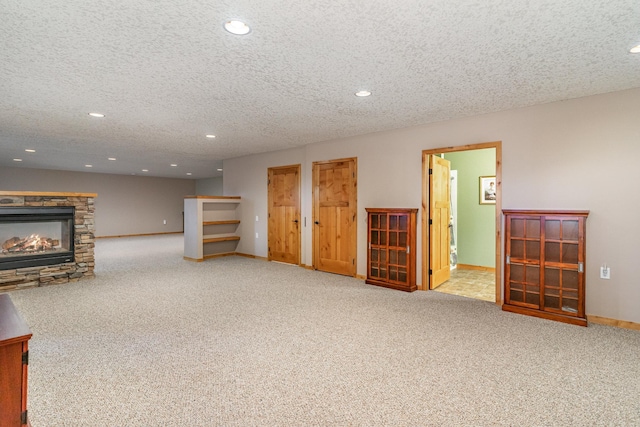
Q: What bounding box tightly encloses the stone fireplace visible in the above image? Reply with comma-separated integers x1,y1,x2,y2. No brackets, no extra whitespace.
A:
0,191,96,290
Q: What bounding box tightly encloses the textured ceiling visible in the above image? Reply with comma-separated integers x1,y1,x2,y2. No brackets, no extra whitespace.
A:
2,0,640,179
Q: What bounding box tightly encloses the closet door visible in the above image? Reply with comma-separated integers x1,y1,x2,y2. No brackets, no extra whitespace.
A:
312,158,357,277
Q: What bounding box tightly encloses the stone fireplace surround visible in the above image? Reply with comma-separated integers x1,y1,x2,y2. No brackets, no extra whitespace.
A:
0,191,96,290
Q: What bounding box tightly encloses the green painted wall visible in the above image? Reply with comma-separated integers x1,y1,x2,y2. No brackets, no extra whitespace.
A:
445,148,496,267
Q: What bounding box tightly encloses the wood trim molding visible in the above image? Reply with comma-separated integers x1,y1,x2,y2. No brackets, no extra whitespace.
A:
456,264,496,273
184,195,241,200
203,252,238,260
185,252,270,262
587,315,640,331
0,191,97,197
503,209,590,216
97,231,183,239
421,152,428,291
311,156,358,166
235,252,268,261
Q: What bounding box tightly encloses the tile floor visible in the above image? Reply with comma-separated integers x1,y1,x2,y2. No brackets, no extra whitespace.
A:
433,267,496,302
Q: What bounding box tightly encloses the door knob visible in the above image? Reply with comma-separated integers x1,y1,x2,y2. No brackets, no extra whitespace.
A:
293,219,299,223
314,221,319,225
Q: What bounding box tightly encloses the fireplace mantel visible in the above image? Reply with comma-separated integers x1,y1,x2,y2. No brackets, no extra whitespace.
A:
0,191,97,198
0,191,96,290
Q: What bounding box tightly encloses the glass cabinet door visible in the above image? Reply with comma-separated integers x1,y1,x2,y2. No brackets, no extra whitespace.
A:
369,213,387,280
387,213,408,284
506,216,542,308
542,217,583,315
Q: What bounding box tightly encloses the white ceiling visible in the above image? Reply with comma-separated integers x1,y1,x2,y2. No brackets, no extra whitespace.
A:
2,0,640,179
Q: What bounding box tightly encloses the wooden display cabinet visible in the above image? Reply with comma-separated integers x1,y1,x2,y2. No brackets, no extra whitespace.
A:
366,208,418,292
502,210,589,326
0,294,32,427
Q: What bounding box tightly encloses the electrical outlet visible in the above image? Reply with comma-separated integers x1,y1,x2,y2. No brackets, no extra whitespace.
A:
256,215,259,222
163,219,166,225
600,266,610,280
255,232,259,239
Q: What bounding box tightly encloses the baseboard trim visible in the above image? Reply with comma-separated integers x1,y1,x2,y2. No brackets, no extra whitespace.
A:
185,253,272,262
300,264,362,279
587,315,640,331
235,252,268,261
204,252,237,260
97,231,183,239
456,264,496,273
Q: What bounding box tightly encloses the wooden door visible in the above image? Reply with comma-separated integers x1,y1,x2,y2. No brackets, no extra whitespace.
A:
429,155,451,289
312,158,357,276
268,165,301,264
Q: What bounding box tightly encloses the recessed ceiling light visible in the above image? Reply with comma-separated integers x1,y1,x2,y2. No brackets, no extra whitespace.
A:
108,157,116,161
630,45,640,53
170,164,178,167
186,172,192,176
217,168,223,172
85,165,93,168
88,112,105,118
224,20,251,35
13,158,22,162
142,169,149,172
206,134,216,139
355,90,372,97
25,149,36,153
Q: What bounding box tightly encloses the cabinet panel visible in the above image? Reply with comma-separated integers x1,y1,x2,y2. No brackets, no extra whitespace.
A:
503,210,588,326
365,208,417,292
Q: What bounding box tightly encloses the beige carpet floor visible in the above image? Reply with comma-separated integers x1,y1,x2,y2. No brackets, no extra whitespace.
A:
6,234,640,426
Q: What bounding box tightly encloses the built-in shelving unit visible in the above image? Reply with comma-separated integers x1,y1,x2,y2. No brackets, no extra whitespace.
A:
184,196,241,261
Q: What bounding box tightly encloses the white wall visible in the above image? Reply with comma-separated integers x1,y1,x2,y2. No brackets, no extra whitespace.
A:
224,87,640,324
0,168,195,237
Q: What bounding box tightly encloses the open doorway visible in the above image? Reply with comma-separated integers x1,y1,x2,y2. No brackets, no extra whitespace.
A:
421,142,502,304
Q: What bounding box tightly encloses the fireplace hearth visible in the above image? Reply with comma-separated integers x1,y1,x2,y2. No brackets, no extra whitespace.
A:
0,206,75,269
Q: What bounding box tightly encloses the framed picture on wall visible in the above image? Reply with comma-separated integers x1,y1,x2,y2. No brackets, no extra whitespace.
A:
479,176,496,204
